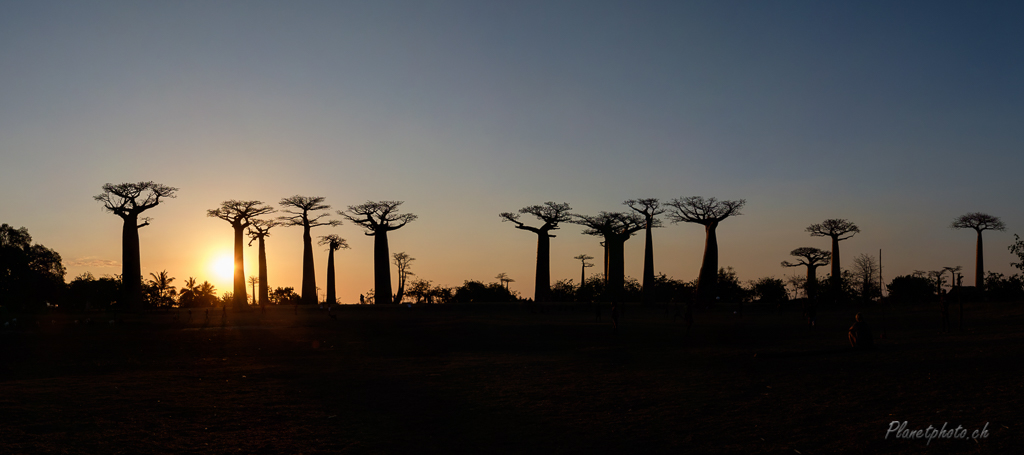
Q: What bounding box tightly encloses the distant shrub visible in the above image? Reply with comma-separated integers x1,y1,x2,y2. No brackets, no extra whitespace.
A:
748,277,788,306
985,272,1024,302
886,275,934,304
451,280,518,303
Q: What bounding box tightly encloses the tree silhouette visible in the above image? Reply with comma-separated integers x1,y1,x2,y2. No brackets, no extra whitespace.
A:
806,219,860,297
781,247,831,301
624,199,665,304
247,276,259,305
147,270,177,308
279,196,340,305
666,196,746,303
94,181,178,311
572,212,645,301
951,212,1005,290
573,254,594,297
495,272,515,291
499,202,573,302
340,201,417,305
246,218,279,307
394,252,415,304
208,200,275,309
318,234,350,305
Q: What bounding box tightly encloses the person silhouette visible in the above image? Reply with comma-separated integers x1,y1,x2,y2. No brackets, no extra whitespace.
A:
848,313,874,349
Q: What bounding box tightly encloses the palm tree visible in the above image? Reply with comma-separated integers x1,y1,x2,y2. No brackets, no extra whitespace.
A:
148,270,176,308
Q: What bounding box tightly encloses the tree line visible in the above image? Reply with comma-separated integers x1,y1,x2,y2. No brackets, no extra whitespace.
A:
0,181,1019,313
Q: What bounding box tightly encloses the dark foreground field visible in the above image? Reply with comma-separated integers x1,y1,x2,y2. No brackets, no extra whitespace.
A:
1,301,1021,454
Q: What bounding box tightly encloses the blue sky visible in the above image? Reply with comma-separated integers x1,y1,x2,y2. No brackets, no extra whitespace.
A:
2,1,1022,302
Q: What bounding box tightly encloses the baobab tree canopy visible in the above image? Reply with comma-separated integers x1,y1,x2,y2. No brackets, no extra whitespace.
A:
951,212,1005,232
279,195,340,305
341,201,417,304
94,181,178,311
781,247,831,299
951,212,1005,289
573,211,645,301
666,196,745,303
499,201,573,302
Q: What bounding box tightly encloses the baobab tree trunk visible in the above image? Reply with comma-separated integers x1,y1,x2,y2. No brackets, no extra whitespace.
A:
806,265,818,301
374,230,393,304
257,237,269,306
696,223,719,303
121,214,143,311
325,247,336,305
975,229,984,290
301,224,317,305
830,235,841,295
534,233,551,302
606,238,626,302
233,224,247,310
642,223,655,304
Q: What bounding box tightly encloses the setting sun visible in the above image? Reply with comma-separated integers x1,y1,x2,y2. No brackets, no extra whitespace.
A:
211,254,235,284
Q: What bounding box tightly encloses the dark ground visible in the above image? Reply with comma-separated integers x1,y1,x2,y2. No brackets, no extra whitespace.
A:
1,301,1021,454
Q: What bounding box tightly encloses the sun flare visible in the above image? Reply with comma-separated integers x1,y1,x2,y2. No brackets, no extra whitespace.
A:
212,254,235,283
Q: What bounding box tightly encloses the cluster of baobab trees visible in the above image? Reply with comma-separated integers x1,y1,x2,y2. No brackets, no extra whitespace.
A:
95,181,1008,310
95,182,416,310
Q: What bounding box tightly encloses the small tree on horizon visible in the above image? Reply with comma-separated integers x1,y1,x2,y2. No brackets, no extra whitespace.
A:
394,252,415,304
951,212,1005,290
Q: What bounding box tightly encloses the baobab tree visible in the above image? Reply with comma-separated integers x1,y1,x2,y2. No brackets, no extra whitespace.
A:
495,272,515,291
341,201,417,305
279,196,340,305
624,198,665,304
951,212,1005,290
572,212,645,301
666,196,746,303
247,276,259,305
94,181,178,311
499,202,573,302
318,234,350,306
806,219,860,297
573,254,595,296
208,200,275,309
246,218,279,306
394,252,415,304
781,247,831,300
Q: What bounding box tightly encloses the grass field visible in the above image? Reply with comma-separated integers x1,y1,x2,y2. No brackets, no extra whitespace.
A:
1,301,1021,454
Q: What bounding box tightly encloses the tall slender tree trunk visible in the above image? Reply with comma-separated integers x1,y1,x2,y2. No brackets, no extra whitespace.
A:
607,237,626,302
580,263,586,298
641,222,655,304
301,224,317,305
374,230,393,304
233,224,247,309
121,214,143,311
975,229,984,290
535,232,550,302
325,248,336,305
806,265,818,300
830,235,841,295
257,237,269,306
696,223,719,303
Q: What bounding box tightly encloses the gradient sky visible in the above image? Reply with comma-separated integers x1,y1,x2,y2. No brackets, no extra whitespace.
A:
2,1,1023,303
